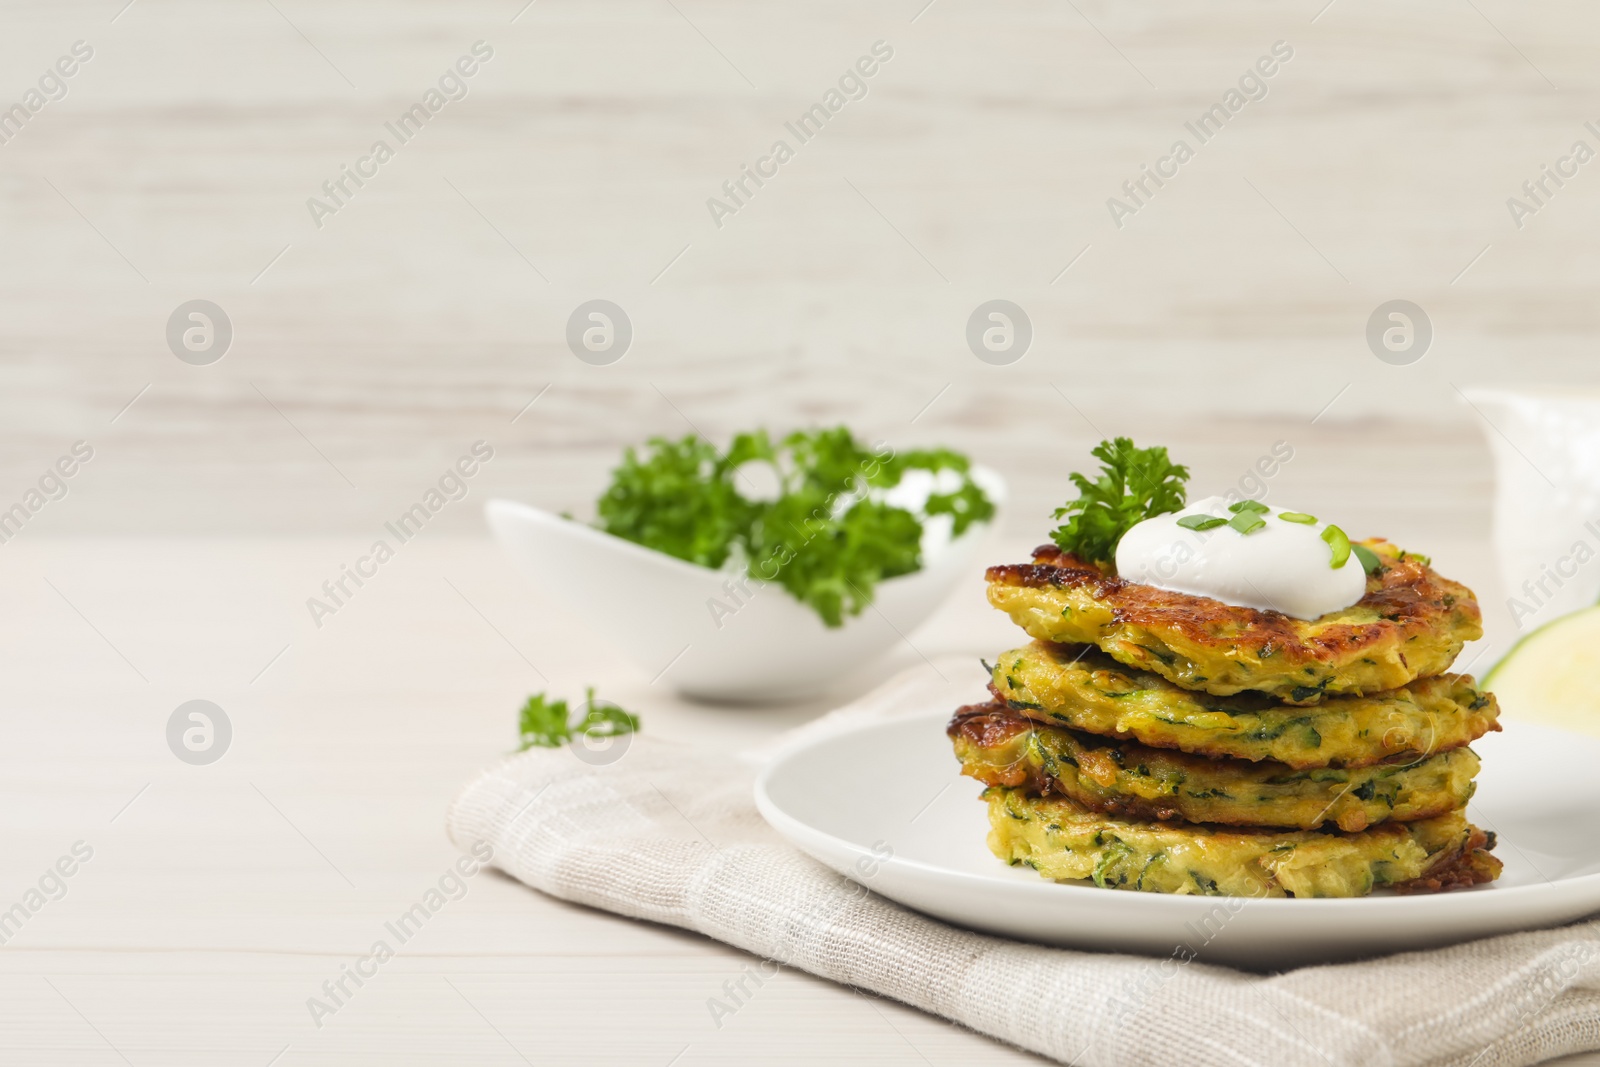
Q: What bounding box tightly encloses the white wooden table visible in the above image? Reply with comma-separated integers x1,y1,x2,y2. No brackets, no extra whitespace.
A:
0,531,1593,1066
0,533,1041,1066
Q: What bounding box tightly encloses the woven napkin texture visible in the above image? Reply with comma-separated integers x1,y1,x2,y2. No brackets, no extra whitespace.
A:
447,660,1600,1067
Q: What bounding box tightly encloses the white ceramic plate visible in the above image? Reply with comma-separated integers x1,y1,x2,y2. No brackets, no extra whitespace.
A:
755,712,1600,969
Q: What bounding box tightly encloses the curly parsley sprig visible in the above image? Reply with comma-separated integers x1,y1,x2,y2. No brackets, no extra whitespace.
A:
517,688,640,751
595,427,994,627
1049,438,1190,568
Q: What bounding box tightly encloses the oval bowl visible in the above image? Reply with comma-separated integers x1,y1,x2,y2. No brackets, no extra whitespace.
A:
484,471,1004,701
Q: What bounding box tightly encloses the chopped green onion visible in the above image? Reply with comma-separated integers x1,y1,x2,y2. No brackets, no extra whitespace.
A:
1229,511,1267,535
1228,500,1270,514
1351,543,1381,575
1322,524,1351,569
1278,512,1317,524
1177,514,1227,531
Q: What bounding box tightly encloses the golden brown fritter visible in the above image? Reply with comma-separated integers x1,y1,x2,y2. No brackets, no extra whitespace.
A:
1392,827,1500,894
991,641,1500,769
985,787,1501,898
986,539,1482,703
949,699,1480,831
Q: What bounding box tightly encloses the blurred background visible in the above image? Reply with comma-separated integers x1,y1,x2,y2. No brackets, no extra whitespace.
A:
3,4,1594,486
3,1,1598,1061
5,1,1598,646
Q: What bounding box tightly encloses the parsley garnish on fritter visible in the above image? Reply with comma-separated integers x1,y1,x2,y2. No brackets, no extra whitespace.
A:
1048,438,1189,568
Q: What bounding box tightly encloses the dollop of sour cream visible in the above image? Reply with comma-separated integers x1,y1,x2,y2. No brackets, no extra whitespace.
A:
1114,496,1367,620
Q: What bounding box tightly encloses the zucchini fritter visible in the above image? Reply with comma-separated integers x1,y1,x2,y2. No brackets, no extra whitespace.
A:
986,539,1482,703
985,787,1500,897
950,700,1480,831
991,641,1499,769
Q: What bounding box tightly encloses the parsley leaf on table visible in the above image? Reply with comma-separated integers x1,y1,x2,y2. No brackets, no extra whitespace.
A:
516,692,573,749
517,688,641,751
1049,437,1189,568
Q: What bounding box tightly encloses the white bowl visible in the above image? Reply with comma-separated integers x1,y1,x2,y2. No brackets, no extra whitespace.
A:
484,473,1004,702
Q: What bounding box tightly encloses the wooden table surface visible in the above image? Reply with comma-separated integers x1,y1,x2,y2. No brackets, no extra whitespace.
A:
5,0,1600,1061
0,533,1044,1066
0,531,1591,1066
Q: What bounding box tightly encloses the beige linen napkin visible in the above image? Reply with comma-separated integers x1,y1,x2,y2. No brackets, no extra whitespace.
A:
447,659,1600,1067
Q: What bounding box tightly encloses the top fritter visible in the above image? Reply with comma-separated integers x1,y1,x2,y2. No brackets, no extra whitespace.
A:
987,539,1482,704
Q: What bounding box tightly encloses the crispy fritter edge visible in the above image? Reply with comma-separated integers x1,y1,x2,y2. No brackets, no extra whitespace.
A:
985,541,1481,668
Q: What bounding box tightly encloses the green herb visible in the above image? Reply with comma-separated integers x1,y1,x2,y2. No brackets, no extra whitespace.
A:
1291,682,1328,702
516,692,573,749
1092,838,1134,889
595,427,993,627
1137,643,1178,666
1228,500,1269,514
1278,512,1317,524
1177,514,1227,531
1135,852,1165,891
573,688,640,737
1049,438,1190,567
595,435,758,569
517,687,640,751
1228,511,1267,535
1322,524,1352,569
898,445,996,538
1351,543,1381,575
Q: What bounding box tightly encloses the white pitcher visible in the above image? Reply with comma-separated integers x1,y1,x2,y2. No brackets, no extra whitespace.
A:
1463,388,1600,635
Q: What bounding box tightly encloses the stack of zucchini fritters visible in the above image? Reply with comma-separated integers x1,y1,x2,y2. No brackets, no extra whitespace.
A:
949,540,1504,898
